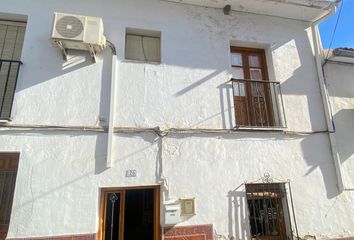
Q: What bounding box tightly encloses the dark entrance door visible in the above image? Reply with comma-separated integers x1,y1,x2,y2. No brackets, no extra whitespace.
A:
100,186,160,240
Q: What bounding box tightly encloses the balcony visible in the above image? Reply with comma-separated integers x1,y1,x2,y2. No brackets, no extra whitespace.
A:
0,59,22,120
231,79,286,129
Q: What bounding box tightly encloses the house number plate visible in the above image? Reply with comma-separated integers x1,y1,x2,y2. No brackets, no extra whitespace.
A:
125,170,137,178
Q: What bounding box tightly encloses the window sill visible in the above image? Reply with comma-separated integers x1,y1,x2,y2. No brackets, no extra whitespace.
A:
234,126,287,132
0,118,11,123
122,59,161,65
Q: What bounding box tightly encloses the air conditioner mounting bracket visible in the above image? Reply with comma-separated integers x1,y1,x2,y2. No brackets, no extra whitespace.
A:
54,40,68,61
88,44,97,63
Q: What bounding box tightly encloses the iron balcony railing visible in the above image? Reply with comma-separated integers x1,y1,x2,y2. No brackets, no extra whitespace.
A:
231,79,286,128
0,59,22,120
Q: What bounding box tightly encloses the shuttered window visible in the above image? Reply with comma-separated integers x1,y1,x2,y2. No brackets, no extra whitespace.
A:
0,153,19,240
125,28,161,63
0,21,26,119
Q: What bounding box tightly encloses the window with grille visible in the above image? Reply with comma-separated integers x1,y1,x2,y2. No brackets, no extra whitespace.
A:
0,153,19,240
0,20,26,119
245,183,291,240
125,28,161,63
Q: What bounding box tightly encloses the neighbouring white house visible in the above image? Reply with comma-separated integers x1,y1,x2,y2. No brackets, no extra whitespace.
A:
323,48,354,191
0,0,353,240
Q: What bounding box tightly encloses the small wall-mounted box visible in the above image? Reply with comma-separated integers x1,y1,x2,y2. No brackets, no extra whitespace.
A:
164,203,181,226
180,198,196,216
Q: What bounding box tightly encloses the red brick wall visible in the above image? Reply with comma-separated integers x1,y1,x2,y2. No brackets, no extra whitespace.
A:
7,230,353,240
164,224,213,240
7,233,95,240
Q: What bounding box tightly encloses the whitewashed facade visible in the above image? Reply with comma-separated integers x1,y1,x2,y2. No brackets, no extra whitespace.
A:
324,49,354,192
0,0,353,240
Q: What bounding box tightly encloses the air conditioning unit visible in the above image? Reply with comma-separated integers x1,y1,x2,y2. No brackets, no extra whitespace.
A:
50,12,106,62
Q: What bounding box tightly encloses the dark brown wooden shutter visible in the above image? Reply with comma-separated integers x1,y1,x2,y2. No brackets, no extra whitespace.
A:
0,153,19,240
0,21,26,119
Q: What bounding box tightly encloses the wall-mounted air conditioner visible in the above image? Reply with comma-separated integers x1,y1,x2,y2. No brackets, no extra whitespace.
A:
50,12,106,62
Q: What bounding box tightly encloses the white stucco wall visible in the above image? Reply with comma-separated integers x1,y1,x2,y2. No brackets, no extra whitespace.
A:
325,62,354,190
0,0,353,239
2,0,326,131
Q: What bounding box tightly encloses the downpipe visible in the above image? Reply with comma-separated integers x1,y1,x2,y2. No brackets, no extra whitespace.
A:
107,53,118,168
311,2,345,193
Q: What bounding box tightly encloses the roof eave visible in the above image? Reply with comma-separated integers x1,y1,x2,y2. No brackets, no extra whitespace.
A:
162,0,338,22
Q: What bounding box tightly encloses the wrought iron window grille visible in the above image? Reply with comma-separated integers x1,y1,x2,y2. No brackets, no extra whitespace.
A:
239,173,299,240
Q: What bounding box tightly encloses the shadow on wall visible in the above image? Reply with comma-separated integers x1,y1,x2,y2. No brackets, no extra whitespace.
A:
13,131,100,211
16,48,113,122
228,188,250,240
95,132,158,175
95,133,108,174
173,69,225,97
324,64,354,98
14,131,158,210
217,82,234,129
273,39,327,132
300,134,339,199
333,108,354,164
17,49,96,91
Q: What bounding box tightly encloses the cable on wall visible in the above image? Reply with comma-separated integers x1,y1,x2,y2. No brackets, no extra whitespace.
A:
106,39,117,55
324,0,344,61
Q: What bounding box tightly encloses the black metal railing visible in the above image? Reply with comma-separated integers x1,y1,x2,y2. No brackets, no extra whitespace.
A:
0,59,22,119
231,79,286,128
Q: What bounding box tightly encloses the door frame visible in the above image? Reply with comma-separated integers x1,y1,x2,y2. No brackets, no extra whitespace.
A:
98,185,161,240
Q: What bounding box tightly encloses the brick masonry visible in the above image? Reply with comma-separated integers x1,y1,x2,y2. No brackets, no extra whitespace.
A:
164,224,213,240
7,233,96,240
6,231,354,240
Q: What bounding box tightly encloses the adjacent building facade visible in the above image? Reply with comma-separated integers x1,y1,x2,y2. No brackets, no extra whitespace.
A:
0,0,353,240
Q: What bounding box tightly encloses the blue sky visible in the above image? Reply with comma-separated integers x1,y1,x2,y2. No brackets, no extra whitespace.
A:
319,0,354,49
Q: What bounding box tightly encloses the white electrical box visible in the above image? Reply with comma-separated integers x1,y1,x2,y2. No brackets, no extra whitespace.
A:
164,203,181,226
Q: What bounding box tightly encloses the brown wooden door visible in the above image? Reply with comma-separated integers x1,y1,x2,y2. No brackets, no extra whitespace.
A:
99,186,160,240
0,153,19,240
231,47,273,127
